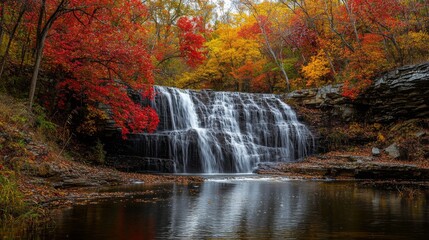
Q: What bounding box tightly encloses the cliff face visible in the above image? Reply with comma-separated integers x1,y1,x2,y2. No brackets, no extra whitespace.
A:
286,62,429,158
286,62,429,123
359,63,429,122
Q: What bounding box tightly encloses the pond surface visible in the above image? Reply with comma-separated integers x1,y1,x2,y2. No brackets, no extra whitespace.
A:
27,177,429,239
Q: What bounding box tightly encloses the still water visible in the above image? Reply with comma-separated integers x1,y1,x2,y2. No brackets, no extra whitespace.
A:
44,177,429,239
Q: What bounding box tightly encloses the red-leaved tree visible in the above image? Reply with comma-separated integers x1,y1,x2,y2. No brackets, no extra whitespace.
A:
44,0,159,136
177,16,206,67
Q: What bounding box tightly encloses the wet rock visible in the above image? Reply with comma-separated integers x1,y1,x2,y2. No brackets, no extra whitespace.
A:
385,143,401,159
415,131,426,138
384,143,410,160
358,63,429,122
53,179,99,188
340,105,355,121
106,156,176,173
256,161,429,180
355,163,429,180
254,162,281,173
372,147,381,156
335,155,373,162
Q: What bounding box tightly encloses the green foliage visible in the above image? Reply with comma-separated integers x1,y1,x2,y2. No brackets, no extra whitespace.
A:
33,104,57,137
92,139,106,165
282,58,300,80
0,173,26,221
11,115,28,125
0,172,46,238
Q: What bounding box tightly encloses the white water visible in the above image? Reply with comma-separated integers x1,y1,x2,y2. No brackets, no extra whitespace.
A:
140,86,314,174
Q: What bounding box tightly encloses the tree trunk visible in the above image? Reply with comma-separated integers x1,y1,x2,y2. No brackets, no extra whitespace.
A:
29,37,46,109
324,49,337,76
29,0,67,109
246,1,290,91
0,1,4,49
19,31,31,71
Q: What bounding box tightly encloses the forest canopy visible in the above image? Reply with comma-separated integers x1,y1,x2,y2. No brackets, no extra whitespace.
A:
0,0,428,136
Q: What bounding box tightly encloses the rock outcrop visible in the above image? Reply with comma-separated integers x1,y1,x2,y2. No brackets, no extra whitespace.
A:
286,62,429,123
256,156,429,181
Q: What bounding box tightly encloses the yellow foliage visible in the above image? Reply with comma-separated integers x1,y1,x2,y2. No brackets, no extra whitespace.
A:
177,21,267,90
377,133,386,143
301,51,331,87
399,31,429,63
373,123,382,131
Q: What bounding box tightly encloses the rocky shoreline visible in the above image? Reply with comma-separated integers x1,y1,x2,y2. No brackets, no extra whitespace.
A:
22,153,429,211
18,158,203,209
255,148,429,188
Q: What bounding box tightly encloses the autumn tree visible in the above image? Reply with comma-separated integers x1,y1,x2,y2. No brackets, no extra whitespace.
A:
145,0,210,85
177,6,290,93
0,0,29,80
29,0,76,109
239,0,293,91
44,0,159,136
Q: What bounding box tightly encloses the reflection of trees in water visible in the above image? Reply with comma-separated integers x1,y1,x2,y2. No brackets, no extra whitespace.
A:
32,182,429,239
167,182,429,239
294,183,429,239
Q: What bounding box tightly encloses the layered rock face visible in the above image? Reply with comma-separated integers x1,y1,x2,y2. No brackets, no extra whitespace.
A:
287,62,429,123
105,86,314,173
359,63,429,122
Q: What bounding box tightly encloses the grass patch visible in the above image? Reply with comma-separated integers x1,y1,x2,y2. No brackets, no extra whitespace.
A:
0,168,49,238
0,172,45,223
0,173,27,221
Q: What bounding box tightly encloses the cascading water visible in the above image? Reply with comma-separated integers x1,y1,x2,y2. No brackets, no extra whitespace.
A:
108,86,314,173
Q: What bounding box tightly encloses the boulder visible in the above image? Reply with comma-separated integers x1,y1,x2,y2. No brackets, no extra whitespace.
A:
415,131,426,138
372,147,381,157
385,143,400,158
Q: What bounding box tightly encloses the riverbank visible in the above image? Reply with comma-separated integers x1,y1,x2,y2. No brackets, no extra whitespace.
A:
0,93,202,228
256,147,429,189
17,160,203,209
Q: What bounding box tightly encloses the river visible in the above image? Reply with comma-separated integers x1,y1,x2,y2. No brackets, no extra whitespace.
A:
12,176,429,239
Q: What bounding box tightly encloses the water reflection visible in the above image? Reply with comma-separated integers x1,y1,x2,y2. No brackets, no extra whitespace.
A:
166,181,307,239
37,179,429,239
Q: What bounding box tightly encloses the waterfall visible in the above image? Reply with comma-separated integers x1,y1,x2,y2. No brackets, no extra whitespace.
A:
111,86,314,174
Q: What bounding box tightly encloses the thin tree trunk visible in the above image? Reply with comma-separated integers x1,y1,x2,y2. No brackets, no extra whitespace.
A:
29,34,47,109
324,49,337,76
19,31,31,70
0,0,5,50
341,0,360,45
29,0,67,109
324,0,355,52
0,2,27,80
259,23,290,91
242,0,290,91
